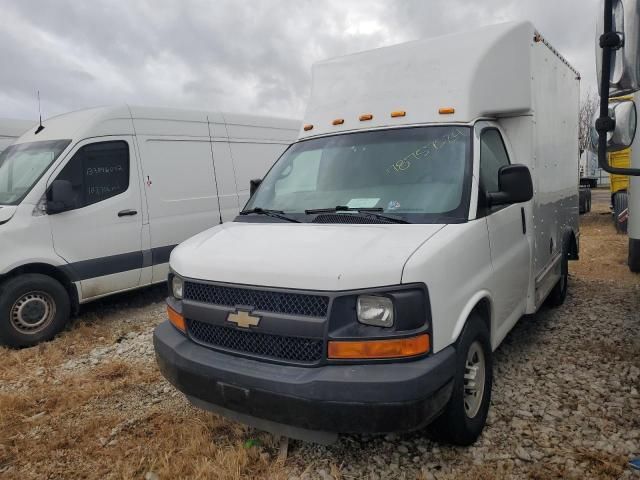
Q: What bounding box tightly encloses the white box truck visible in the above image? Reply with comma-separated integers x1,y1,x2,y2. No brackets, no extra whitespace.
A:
155,22,580,445
0,105,299,347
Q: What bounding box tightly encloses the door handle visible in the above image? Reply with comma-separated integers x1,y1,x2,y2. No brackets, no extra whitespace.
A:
118,209,138,217
520,207,526,235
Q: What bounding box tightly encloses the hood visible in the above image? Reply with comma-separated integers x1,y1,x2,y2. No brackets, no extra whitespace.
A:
171,222,446,291
0,206,17,224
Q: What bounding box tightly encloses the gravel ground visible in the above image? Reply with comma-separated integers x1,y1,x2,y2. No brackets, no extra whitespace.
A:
1,190,639,479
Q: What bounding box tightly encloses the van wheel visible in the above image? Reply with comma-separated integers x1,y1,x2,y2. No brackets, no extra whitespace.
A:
0,274,70,348
430,314,492,446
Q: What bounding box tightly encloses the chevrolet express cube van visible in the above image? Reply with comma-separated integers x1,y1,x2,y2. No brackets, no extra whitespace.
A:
155,22,580,445
0,105,298,347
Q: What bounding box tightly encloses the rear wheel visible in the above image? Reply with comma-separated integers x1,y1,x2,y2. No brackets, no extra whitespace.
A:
0,274,70,348
430,314,492,446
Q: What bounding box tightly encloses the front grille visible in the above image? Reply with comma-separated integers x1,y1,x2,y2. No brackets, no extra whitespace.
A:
313,214,392,224
183,282,329,317
188,320,323,363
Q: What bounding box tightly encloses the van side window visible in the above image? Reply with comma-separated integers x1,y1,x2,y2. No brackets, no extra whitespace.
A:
54,141,129,208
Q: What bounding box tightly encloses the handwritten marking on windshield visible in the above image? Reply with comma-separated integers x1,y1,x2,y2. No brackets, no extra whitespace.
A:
387,128,466,174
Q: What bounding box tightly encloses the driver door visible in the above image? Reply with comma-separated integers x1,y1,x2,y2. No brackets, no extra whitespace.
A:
47,138,144,299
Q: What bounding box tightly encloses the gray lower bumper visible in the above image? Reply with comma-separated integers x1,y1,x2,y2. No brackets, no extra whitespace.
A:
154,321,456,437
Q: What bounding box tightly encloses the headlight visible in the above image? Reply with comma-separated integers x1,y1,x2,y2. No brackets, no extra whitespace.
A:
171,275,184,300
357,295,394,327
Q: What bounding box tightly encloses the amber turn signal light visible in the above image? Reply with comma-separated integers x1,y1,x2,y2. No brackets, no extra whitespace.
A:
167,305,186,332
359,114,374,121
328,334,430,359
438,107,455,115
303,124,314,131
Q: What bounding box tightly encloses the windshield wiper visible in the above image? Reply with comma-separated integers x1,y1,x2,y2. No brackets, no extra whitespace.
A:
239,207,301,223
304,206,410,224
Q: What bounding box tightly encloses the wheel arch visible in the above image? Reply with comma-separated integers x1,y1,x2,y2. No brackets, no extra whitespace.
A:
0,263,79,314
450,291,494,350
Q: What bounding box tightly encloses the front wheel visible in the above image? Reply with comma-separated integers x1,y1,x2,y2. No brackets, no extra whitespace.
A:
430,314,492,446
0,274,71,348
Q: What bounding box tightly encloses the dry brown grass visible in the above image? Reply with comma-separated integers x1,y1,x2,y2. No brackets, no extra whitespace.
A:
0,357,290,479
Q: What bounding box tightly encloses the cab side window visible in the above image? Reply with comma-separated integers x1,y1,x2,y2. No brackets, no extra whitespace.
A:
53,141,129,208
480,129,511,193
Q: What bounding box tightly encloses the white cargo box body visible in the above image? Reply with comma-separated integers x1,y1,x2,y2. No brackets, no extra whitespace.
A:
300,21,580,296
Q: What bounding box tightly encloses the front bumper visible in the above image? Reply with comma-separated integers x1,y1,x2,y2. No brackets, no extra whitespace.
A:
154,321,456,437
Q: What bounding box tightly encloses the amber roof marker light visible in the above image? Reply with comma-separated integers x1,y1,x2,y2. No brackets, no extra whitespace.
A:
359,114,374,121
332,118,345,125
438,107,455,115
391,110,406,118
303,124,314,131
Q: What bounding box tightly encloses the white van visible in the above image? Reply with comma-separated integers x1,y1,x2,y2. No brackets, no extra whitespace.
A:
155,22,580,445
0,105,299,347
0,118,36,153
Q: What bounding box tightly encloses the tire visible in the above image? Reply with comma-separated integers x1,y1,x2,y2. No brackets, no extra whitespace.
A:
547,247,568,307
0,274,71,348
630,238,640,273
613,191,628,234
578,190,587,215
430,314,492,446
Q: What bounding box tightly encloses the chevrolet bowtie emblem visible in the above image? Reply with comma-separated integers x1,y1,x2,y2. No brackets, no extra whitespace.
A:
227,310,260,328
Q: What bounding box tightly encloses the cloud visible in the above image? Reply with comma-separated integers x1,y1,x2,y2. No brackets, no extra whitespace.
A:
0,0,602,121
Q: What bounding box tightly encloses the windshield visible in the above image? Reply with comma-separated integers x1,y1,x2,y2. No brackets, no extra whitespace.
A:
245,126,472,223
0,139,71,205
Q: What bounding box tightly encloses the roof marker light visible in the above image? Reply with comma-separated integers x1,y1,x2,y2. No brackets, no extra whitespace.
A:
439,107,455,115
332,118,345,125
391,111,406,118
359,114,373,121
303,124,314,131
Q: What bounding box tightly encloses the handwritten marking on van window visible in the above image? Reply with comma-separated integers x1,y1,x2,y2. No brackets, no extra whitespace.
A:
87,184,121,195
86,165,124,176
387,128,466,174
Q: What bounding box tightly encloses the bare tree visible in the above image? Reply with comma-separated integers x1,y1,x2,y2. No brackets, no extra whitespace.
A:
579,89,599,154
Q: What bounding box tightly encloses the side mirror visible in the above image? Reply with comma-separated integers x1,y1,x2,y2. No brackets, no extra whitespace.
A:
487,164,533,206
596,0,640,96
591,98,637,151
249,178,262,197
47,179,75,214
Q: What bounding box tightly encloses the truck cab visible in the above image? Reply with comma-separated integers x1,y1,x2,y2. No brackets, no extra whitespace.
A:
154,22,580,445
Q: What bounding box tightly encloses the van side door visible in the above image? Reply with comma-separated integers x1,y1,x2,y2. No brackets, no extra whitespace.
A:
47,138,144,300
136,134,221,283
477,126,531,340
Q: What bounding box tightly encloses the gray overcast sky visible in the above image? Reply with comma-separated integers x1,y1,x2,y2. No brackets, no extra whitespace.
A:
1,0,600,121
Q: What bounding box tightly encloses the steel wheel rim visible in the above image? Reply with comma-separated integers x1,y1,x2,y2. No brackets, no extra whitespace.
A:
10,291,56,334
463,340,486,418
